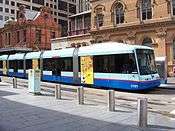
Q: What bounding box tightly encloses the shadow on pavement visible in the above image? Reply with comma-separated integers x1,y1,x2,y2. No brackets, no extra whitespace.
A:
0,89,174,131
0,90,18,97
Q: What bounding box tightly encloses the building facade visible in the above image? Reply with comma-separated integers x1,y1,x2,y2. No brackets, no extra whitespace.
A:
52,0,92,49
0,6,60,51
0,0,76,36
90,0,175,76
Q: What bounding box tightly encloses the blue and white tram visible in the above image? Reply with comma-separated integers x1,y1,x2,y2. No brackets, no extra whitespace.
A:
0,42,160,90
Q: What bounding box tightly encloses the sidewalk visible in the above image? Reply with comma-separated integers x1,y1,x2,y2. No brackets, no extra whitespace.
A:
0,82,175,131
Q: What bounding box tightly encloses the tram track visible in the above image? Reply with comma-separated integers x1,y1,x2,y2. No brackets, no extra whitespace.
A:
2,77,175,118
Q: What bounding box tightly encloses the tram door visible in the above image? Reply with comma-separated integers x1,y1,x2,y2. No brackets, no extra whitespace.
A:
32,59,39,69
80,56,94,85
3,61,7,75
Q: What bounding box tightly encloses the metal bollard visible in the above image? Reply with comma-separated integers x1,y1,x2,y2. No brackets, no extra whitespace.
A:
137,98,148,127
107,90,115,111
13,77,17,88
55,84,61,99
77,86,84,105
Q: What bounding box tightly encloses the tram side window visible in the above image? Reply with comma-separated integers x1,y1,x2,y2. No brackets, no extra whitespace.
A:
93,54,137,74
43,58,61,75
26,59,32,70
61,57,73,71
0,61,3,68
9,60,17,72
17,60,24,69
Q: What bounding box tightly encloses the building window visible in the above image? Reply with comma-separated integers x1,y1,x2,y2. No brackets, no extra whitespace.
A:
32,6,40,11
5,8,9,13
84,14,91,29
58,13,67,17
95,13,104,27
142,37,152,47
11,9,15,14
32,0,44,5
54,12,57,15
5,0,9,5
11,1,15,6
141,0,152,20
95,7,104,28
0,0,3,3
172,0,175,15
58,19,68,36
69,4,76,14
115,3,124,24
35,30,41,45
76,16,83,30
54,5,57,9
54,18,57,22
0,7,3,12
58,0,67,11
0,15,3,20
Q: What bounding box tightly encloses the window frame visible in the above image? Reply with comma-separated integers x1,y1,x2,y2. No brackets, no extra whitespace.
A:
114,3,124,25
141,0,152,21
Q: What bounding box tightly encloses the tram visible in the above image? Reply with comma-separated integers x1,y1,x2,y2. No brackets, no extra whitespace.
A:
0,42,160,90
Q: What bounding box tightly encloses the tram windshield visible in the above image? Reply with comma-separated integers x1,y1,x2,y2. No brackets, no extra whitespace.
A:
136,49,157,75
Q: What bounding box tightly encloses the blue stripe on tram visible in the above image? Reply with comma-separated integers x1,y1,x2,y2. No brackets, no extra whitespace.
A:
7,72,25,78
42,75,73,84
6,72,160,90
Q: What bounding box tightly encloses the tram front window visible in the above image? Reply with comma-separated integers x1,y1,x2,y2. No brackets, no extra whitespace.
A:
136,49,157,75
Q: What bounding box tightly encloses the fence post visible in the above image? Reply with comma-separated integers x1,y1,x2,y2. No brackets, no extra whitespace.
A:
13,77,17,88
55,84,61,99
137,98,148,127
107,90,115,111
78,86,84,105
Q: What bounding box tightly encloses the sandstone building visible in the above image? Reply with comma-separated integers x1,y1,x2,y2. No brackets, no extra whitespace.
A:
90,0,175,76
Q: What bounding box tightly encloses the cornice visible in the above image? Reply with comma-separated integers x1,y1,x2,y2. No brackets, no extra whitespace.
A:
90,20,175,34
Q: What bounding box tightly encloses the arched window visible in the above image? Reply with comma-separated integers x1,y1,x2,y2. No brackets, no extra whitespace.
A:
141,0,152,20
115,3,124,24
94,5,105,28
172,0,175,15
142,37,152,47
173,39,175,59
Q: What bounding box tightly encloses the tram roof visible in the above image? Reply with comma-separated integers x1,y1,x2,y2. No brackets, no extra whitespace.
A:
0,55,8,60
42,48,74,58
78,42,153,56
25,51,42,59
8,53,25,60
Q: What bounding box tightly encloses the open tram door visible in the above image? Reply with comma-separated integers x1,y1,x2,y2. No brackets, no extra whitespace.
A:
80,56,94,85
